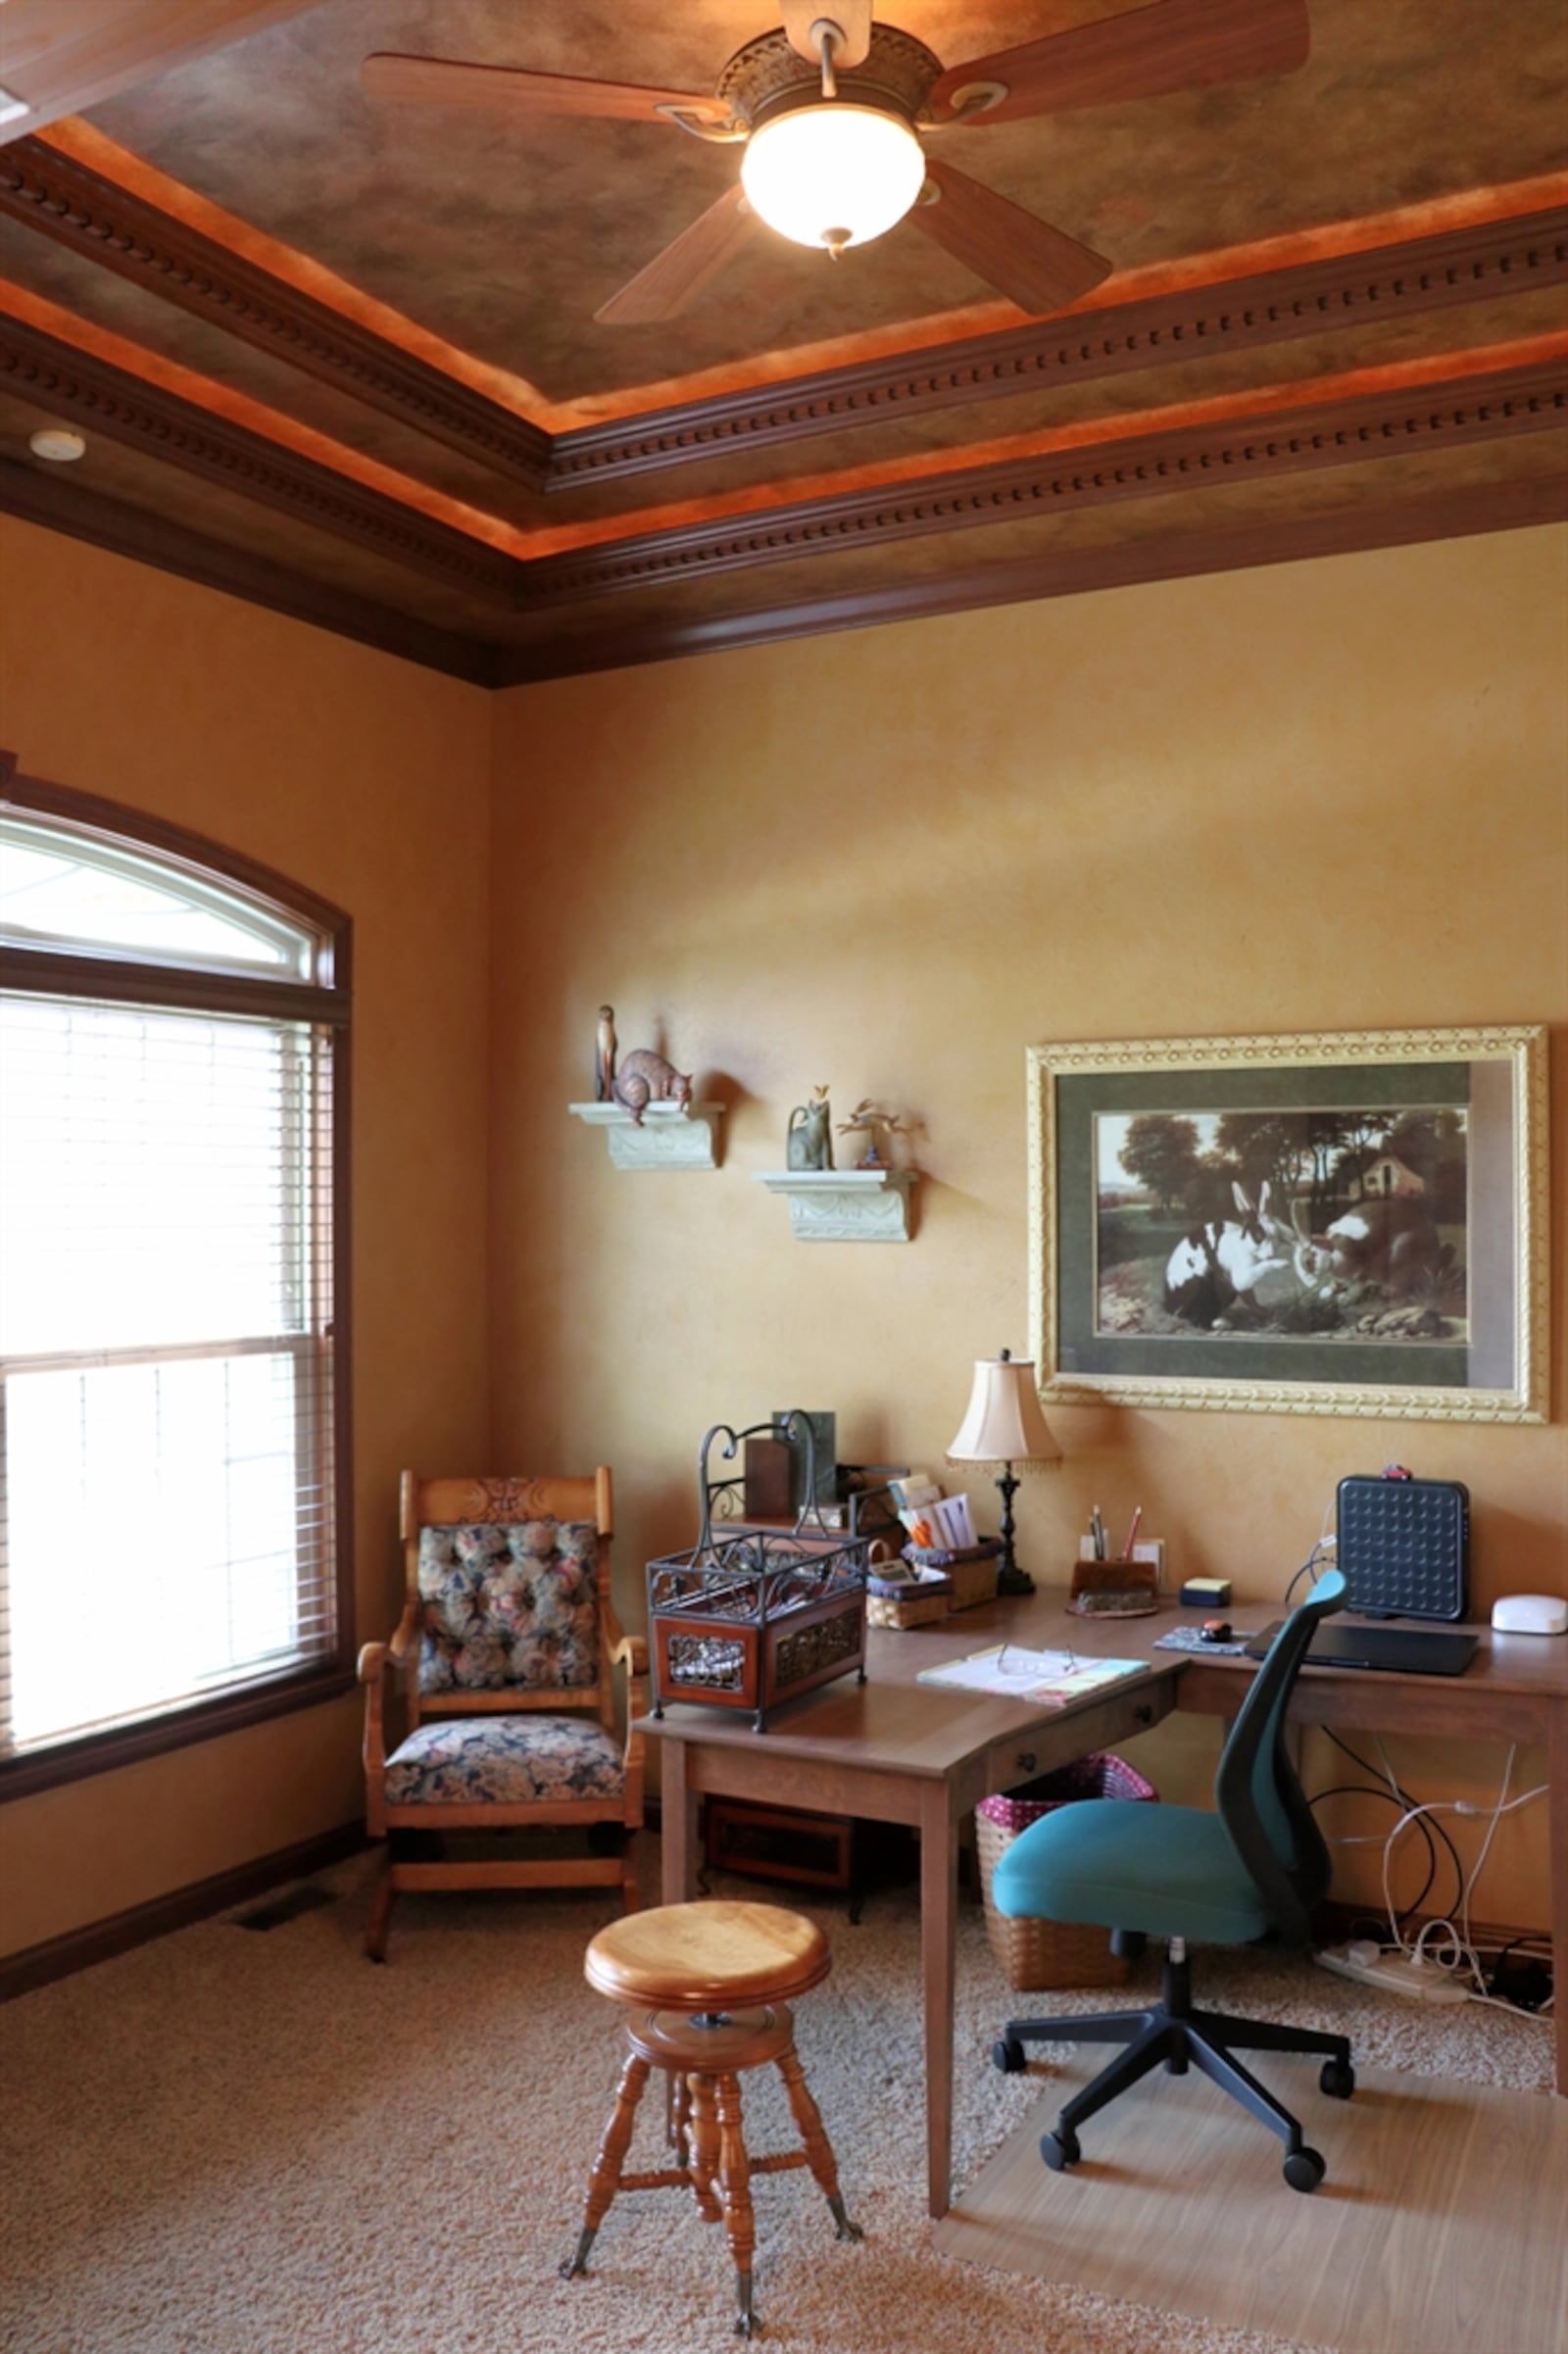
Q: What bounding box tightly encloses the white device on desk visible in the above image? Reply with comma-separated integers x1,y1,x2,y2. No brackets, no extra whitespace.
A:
1492,1594,1568,1636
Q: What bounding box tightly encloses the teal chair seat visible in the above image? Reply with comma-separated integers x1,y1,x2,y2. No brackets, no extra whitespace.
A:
991,1569,1356,2193
993,1798,1271,1949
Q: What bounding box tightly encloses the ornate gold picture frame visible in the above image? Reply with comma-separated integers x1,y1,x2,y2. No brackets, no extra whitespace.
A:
1028,1026,1548,1422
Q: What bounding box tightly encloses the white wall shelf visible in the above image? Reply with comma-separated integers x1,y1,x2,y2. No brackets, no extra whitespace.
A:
753,1167,917,1241
568,1101,724,1170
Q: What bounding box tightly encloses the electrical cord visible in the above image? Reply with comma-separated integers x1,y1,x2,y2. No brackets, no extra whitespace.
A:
1323,1728,1465,1925
1308,1781,1440,1924
1374,1752,1550,2010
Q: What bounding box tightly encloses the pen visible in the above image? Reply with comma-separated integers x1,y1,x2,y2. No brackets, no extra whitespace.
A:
1091,1505,1105,1561
1120,1506,1143,1562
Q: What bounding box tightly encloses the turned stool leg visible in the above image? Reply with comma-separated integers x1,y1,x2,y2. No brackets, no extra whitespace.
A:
713,2069,759,2339
667,2068,693,2166
560,2047,653,2279
685,2071,724,2225
775,2039,863,2243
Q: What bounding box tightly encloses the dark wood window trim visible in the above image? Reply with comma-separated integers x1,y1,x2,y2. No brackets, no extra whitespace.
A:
0,758,355,1804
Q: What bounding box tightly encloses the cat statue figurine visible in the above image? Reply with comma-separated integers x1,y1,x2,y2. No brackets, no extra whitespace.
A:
786,1099,834,1171
611,1049,693,1126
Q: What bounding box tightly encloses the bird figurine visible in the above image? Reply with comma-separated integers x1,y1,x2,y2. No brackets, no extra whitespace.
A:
595,1005,617,1102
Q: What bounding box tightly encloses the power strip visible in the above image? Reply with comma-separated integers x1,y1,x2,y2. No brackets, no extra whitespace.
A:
1315,1944,1470,2004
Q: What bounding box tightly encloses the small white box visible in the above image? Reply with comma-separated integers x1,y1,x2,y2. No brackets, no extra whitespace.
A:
1492,1594,1567,1636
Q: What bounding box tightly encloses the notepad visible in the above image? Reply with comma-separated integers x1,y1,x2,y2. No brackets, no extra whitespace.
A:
915,1645,1147,1704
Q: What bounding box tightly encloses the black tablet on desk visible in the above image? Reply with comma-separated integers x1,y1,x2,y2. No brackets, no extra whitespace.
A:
1244,1621,1479,1676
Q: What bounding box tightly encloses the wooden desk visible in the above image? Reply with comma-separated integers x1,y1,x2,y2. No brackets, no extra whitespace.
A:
640,1591,1568,2220
641,1591,1183,2220
1176,1617,1568,2110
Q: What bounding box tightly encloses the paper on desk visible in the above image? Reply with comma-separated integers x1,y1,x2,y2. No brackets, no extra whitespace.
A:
915,1645,1146,1703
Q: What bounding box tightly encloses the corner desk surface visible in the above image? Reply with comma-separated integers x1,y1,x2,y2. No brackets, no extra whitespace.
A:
638,1589,1568,2219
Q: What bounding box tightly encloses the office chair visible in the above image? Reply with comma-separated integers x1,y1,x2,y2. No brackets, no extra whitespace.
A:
991,1568,1353,2191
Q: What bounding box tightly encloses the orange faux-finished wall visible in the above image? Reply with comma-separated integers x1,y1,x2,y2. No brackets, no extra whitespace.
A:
0,515,493,1958
489,522,1568,1932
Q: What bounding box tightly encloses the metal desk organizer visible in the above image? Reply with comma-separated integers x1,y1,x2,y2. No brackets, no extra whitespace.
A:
647,1413,871,1732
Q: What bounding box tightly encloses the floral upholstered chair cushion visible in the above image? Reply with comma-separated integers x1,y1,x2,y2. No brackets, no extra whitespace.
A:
416,1519,601,1694
382,1715,625,1807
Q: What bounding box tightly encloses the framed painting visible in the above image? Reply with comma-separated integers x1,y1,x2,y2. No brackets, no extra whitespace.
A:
1028,1026,1548,1421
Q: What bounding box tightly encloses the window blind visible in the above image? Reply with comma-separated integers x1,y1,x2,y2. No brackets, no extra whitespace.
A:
0,993,336,1759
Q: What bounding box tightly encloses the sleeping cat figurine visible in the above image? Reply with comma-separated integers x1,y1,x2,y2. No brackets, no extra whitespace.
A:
611,1049,693,1126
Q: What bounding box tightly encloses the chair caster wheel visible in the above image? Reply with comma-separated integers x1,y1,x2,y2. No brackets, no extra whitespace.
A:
1040,2127,1080,2172
1319,2058,1355,2100
1284,2146,1325,2192
993,2036,1026,2075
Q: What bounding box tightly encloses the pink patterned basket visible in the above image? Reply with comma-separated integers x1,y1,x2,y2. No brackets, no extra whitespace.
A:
976,1753,1158,1991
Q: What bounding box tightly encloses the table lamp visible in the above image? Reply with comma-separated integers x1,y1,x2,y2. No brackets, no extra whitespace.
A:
946,1349,1061,1596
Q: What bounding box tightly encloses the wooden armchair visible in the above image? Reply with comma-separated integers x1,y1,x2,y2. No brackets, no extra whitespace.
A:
358,1467,646,1961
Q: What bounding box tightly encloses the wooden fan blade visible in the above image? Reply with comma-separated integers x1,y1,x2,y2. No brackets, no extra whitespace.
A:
361,53,728,126
931,0,1309,127
912,162,1112,316
0,0,320,144
595,183,758,325
781,2,873,73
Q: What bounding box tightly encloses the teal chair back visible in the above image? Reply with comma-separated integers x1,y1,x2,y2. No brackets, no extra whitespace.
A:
1214,1568,1346,1943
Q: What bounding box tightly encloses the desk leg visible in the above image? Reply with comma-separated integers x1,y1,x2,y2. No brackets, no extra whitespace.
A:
919,1780,957,2220
662,1741,697,1906
1551,1706,1568,2098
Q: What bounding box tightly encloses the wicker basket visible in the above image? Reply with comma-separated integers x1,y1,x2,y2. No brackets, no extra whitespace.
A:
906,1540,1001,1611
976,1753,1158,1991
866,1571,952,1629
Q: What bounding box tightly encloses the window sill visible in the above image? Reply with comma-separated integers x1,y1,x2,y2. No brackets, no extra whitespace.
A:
0,1660,357,1803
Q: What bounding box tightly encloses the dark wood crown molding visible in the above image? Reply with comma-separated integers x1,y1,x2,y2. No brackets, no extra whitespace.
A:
509,352,1568,611
0,310,521,604
6,446,1562,690
0,137,552,493
0,453,502,682
549,203,1568,488
494,472,1568,684
2,132,1562,509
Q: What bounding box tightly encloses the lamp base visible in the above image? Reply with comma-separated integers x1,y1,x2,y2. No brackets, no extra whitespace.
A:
992,1468,1035,1596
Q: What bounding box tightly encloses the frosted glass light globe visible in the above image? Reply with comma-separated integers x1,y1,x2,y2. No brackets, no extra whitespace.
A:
740,104,926,252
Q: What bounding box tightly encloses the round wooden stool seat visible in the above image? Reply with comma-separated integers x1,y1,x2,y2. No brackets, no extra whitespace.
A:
564,1898,859,2338
585,1898,832,2011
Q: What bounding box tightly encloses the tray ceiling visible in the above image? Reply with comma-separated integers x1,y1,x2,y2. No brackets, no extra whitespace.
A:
1,0,1564,682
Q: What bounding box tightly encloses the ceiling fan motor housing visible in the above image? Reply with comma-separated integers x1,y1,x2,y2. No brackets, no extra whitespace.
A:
717,24,942,135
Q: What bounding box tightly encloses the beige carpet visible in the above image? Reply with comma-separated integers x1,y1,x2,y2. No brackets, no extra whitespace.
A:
0,1844,1555,2354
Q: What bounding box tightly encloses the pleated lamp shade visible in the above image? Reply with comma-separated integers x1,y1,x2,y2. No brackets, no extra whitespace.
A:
947,1350,1061,1468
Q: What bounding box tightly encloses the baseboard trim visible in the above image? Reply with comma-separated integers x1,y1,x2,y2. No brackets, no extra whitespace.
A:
1318,1897,1546,1952
0,1821,368,2003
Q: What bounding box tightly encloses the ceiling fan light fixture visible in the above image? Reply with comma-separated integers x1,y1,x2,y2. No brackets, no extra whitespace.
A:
740,101,924,252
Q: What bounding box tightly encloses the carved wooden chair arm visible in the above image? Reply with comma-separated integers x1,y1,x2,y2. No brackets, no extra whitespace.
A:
610,1631,649,1674
357,1641,388,1686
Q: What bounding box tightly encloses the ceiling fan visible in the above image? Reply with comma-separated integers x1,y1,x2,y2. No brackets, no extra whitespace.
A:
362,0,1310,326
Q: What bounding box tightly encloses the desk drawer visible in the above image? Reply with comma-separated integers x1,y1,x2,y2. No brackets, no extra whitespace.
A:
984,1680,1170,1794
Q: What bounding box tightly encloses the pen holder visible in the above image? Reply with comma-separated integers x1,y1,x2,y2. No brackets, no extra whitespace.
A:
1067,1553,1161,1618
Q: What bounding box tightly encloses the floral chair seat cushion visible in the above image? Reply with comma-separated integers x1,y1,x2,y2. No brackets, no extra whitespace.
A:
383,1714,626,1807
417,1519,600,1694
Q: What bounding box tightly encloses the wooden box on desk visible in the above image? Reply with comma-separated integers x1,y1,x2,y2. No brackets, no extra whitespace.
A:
906,1539,1002,1610
646,1522,869,1733
1067,1552,1161,1619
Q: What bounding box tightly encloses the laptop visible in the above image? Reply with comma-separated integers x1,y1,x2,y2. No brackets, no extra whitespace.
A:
1244,1620,1479,1676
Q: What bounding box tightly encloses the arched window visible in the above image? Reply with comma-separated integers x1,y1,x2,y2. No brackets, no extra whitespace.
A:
0,760,351,1793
